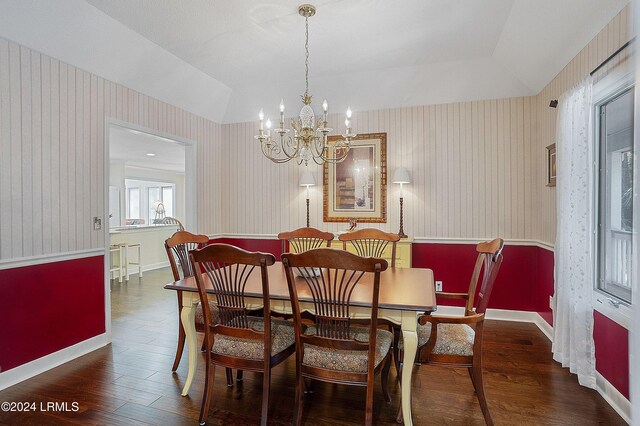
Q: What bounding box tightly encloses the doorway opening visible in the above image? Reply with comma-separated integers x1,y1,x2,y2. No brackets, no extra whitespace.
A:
103,120,197,339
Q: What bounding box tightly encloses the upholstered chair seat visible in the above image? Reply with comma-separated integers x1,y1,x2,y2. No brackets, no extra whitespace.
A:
212,317,295,360
303,327,392,373
194,301,221,326
399,322,475,357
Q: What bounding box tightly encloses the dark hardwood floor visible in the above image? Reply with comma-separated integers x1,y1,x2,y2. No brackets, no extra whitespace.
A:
0,267,625,425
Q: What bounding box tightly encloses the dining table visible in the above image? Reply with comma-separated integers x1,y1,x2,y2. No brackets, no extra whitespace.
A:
164,261,436,426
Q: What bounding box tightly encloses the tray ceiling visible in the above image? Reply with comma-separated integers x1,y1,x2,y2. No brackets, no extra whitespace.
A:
0,0,629,123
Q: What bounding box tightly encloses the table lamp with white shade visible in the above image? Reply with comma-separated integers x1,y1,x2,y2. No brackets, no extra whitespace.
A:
392,167,411,238
299,169,316,227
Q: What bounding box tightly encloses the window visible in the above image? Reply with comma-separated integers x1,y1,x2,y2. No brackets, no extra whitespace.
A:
125,179,176,225
596,87,634,304
162,186,174,217
127,187,140,220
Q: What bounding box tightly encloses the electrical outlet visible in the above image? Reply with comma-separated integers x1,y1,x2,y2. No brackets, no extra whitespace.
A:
435,281,443,292
93,217,102,230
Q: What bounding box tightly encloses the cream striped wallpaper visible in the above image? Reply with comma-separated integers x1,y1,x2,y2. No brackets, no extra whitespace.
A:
0,39,222,260
532,5,633,245
220,5,632,246
0,5,631,261
221,99,536,240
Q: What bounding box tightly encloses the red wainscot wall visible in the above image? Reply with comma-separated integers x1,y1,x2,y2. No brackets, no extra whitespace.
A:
411,243,553,317
209,238,555,316
536,247,554,326
0,256,105,372
594,310,630,399
210,238,284,260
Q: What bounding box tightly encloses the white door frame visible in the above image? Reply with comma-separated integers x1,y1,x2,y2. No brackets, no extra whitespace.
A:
102,118,198,338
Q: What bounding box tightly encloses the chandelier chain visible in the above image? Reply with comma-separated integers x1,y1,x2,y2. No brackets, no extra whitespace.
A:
304,16,310,96
255,4,356,165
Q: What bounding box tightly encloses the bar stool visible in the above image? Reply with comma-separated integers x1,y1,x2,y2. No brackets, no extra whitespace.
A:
109,245,124,283
122,242,142,280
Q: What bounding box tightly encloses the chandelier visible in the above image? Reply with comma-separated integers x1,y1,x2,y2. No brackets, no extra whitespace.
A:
255,4,356,165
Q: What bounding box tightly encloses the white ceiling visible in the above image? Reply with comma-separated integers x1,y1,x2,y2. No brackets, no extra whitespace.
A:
0,0,630,123
83,0,513,87
109,126,185,173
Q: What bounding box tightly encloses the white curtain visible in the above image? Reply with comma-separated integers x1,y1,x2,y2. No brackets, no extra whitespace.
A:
553,78,596,389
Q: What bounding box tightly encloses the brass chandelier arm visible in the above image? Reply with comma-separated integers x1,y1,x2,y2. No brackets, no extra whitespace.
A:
280,133,301,159
318,140,350,163
260,134,301,163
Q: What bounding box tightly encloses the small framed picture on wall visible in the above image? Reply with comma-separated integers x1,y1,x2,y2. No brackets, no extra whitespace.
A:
546,143,556,187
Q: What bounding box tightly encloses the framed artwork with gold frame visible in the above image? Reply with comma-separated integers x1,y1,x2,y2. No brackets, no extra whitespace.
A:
323,133,387,223
546,143,556,187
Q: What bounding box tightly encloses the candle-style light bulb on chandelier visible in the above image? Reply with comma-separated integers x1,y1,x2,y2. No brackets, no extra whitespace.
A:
255,4,356,165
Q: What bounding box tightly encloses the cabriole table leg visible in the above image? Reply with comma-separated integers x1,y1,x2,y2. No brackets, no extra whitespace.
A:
400,311,418,425
180,292,199,396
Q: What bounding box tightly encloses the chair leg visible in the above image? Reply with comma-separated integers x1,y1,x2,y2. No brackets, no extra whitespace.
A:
226,368,233,387
293,372,304,425
303,378,314,394
472,356,494,426
392,326,401,380
381,354,392,403
260,367,271,426
171,323,186,372
172,292,185,372
198,361,215,425
137,245,143,277
394,359,415,424
237,370,243,382
395,346,403,383
395,390,403,424
201,341,206,352
365,374,375,426
395,358,403,423
468,367,477,393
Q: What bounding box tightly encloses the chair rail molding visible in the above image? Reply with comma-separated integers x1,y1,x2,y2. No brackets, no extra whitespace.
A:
0,248,104,270
210,234,554,249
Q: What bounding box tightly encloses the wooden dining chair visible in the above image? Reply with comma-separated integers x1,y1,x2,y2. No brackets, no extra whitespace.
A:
161,216,185,231
165,231,211,369
282,248,392,426
340,228,402,372
165,231,235,387
190,244,296,426
397,238,505,425
277,227,334,254
339,228,400,267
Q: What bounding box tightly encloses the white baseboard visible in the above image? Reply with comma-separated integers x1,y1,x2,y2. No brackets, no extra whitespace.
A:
141,260,169,273
0,333,110,391
108,261,168,280
596,372,631,424
533,314,554,341
434,306,554,341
